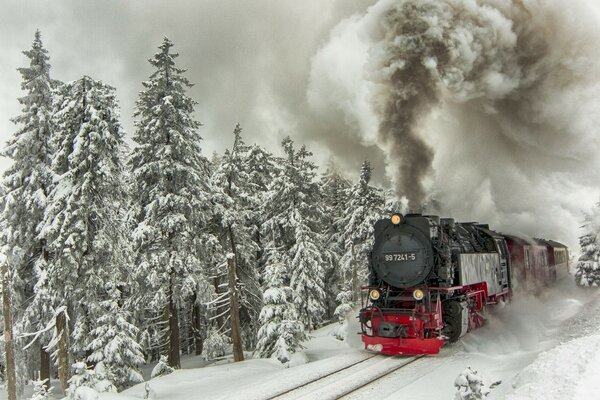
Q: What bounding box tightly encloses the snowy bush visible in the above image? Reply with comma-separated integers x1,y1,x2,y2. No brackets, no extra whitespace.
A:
575,260,599,287
454,367,489,400
333,289,353,323
576,205,600,287
66,361,113,400
204,329,229,361
29,378,52,400
150,355,175,379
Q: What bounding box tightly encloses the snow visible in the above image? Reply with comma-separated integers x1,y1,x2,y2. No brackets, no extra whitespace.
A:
8,277,600,400
507,334,600,400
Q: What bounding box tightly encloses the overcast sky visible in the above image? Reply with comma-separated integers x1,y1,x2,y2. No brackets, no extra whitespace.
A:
2,0,599,249
0,0,381,177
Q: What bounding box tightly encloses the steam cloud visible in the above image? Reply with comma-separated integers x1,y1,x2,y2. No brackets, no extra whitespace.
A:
308,0,600,246
370,0,525,208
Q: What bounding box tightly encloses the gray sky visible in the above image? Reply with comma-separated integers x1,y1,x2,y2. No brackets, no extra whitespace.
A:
0,0,380,177
1,0,599,249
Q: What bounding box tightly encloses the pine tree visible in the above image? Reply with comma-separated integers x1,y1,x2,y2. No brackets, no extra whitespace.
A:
129,37,212,368
1,30,59,384
86,282,144,390
39,75,133,389
575,206,600,287
29,378,52,400
255,249,306,363
258,137,326,350
66,362,106,400
320,160,351,319
211,124,265,349
335,161,384,317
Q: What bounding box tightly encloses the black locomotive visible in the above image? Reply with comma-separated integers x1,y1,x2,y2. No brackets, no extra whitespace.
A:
360,213,567,355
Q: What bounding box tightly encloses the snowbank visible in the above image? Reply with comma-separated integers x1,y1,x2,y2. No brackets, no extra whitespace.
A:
507,334,600,400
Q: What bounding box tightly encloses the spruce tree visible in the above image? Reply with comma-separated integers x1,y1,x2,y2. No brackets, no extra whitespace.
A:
129,37,212,368
258,137,326,346
575,206,600,287
335,161,384,318
40,75,135,389
86,282,144,390
1,31,59,383
320,160,351,319
211,124,265,348
255,248,306,363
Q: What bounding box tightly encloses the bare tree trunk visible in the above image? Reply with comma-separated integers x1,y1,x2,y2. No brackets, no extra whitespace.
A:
2,262,17,400
40,244,51,390
167,294,181,368
351,242,358,302
191,293,204,356
56,310,70,394
227,254,244,362
40,345,51,390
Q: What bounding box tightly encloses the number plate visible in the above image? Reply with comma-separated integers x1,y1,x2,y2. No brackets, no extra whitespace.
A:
384,252,417,262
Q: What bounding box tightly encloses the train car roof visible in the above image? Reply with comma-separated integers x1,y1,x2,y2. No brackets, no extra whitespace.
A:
544,239,568,249
473,226,504,239
501,233,542,246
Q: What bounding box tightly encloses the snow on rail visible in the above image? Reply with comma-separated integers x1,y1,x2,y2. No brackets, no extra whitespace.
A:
273,355,422,400
215,352,375,400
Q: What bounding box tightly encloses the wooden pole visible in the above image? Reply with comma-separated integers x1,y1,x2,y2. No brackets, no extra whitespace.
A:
2,261,17,400
227,254,244,362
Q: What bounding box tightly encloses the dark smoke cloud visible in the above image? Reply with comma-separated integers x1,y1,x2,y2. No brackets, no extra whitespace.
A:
309,0,600,247
368,0,526,207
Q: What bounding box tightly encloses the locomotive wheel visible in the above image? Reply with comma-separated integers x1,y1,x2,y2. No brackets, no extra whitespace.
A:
442,315,461,343
442,300,463,343
443,300,462,317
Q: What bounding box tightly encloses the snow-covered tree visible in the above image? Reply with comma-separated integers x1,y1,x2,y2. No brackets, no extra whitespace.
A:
150,355,174,379
320,160,351,318
29,378,52,400
86,282,144,390
66,362,112,400
203,329,228,361
335,161,384,317
1,30,59,383
255,249,306,363
575,205,600,287
211,124,266,348
40,75,133,387
261,137,327,331
129,37,212,368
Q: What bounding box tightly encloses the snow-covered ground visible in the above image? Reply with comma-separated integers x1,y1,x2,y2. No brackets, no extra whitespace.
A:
10,276,600,400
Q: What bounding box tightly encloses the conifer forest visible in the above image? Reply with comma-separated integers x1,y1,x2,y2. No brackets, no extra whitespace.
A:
0,32,397,397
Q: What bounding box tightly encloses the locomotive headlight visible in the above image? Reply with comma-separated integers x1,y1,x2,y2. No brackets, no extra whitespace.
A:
412,289,424,301
391,214,402,225
369,289,381,301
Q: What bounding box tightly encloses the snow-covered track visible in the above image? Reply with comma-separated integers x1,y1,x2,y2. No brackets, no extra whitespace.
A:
262,353,379,400
214,352,379,400
269,355,423,400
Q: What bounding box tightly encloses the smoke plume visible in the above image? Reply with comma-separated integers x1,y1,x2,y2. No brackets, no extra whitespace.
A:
369,0,527,207
308,0,600,245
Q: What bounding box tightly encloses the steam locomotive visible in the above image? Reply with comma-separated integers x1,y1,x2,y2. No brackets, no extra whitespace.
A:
359,213,568,355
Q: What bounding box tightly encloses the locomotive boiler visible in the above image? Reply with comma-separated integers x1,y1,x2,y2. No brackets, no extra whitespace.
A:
359,213,568,355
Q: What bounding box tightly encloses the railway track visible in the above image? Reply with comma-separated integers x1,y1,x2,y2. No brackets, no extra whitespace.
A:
266,354,424,400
